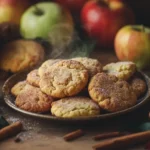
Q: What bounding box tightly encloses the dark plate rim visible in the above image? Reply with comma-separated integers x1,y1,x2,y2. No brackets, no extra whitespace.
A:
2,71,150,122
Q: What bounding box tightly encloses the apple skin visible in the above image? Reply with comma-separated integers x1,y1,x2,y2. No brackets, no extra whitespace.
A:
0,0,30,25
20,2,73,39
81,0,135,48
115,25,150,69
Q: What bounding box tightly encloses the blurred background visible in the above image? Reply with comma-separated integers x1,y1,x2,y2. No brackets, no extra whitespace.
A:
126,0,150,26
31,0,150,26
0,0,149,77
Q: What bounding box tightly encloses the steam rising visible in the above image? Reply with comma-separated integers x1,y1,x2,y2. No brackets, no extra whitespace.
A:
47,23,96,59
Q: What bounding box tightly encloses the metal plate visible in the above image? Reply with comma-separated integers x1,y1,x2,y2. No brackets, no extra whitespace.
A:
2,71,150,122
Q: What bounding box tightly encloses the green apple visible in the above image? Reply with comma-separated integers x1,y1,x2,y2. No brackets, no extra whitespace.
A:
115,25,150,69
20,2,73,39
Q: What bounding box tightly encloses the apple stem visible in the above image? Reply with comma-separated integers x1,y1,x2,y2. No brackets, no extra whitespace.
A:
141,25,145,32
132,25,146,32
34,5,43,16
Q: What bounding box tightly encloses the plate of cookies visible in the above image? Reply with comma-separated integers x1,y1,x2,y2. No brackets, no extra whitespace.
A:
2,58,150,121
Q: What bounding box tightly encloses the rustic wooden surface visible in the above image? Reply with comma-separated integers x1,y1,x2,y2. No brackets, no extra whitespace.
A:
0,49,150,150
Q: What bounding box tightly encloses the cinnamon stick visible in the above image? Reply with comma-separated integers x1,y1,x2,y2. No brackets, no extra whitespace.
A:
93,130,150,150
63,129,85,141
93,131,123,141
0,121,23,141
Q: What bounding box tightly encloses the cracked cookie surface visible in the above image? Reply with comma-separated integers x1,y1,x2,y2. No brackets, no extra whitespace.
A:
51,96,100,118
40,60,89,98
129,77,147,98
11,81,26,96
0,40,45,73
72,57,102,78
103,61,136,80
88,73,137,112
38,59,62,77
15,84,53,113
27,69,40,87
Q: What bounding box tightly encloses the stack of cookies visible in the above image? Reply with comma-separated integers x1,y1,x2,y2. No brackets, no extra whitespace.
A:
11,58,147,118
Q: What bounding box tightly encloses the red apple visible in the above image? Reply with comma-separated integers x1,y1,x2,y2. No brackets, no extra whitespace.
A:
115,25,150,69
81,0,135,48
0,0,30,25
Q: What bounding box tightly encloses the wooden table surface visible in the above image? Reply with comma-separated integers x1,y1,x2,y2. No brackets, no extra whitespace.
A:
0,49,150,150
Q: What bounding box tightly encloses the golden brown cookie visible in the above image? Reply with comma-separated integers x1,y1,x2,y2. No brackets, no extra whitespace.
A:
40,60,89,98
26,69,40,87
11,81,26,96
15,84,53,113
38,59,62,77
130,77,147,98
51,97,100,118
88,73,137,112
103,61,136,80
72,57,102,77
0,40,45,73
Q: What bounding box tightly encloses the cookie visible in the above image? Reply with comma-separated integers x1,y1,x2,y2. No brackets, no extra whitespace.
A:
15,84,53,113
0,40,45,73
88,73,137,112
130,77,147,98
26,69,40,87
103,61,136,80
40,60,89,98
51,97,100,118
38,59,62,77
72,57,102,77
11,81,26,96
